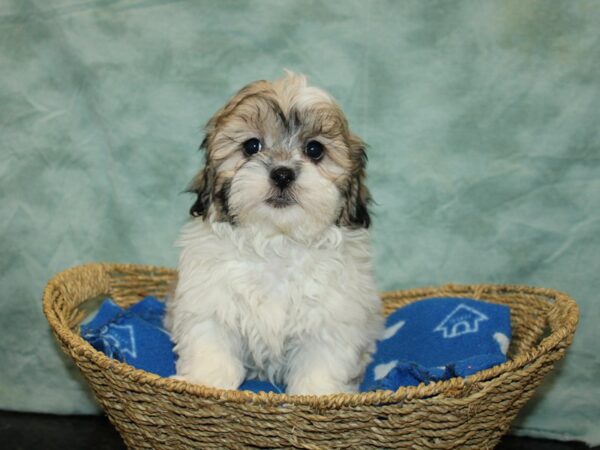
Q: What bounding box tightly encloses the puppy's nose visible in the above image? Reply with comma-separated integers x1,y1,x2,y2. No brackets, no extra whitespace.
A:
270,167,296,189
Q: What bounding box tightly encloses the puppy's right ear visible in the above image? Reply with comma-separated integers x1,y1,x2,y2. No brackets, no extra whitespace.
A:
188,139,213,218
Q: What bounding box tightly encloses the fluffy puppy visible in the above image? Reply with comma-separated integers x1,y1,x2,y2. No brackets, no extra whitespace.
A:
165,72,382,395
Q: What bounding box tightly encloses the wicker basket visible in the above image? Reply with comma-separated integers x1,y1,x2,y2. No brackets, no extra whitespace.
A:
43,263,578,450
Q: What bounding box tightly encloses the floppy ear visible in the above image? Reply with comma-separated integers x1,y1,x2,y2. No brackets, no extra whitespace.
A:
188,169,212,217
338,134,371,229
187,139,214,218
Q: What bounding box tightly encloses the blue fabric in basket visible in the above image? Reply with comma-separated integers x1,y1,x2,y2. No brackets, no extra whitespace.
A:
80,297,175,377
360,297,511,391
81,296,510,392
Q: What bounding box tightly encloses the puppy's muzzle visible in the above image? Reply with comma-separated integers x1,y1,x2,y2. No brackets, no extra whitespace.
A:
270,167,296,189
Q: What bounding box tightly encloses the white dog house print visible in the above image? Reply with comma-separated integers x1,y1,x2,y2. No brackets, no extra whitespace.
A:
434,304,489,338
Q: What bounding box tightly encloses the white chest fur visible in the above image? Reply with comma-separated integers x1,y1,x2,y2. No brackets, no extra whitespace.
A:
167,219,382,388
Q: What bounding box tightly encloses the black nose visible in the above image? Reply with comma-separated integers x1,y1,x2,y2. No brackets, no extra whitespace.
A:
270,167,296,189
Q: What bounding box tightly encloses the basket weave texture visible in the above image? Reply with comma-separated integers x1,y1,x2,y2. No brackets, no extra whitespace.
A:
43,263,578,450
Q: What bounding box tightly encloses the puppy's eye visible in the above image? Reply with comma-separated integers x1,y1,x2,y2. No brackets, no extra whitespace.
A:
305,140,324,161
243,138,262,156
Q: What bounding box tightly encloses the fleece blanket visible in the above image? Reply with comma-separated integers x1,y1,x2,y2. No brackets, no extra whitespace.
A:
1,0,599,444
81,296,510,393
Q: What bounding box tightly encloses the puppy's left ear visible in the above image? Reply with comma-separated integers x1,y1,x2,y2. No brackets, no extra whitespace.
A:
338,134,371,229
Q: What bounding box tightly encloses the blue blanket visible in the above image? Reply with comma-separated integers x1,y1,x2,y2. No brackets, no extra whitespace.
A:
81,296,510,392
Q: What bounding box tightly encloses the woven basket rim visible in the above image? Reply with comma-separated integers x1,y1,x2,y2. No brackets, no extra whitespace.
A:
43,262,579,409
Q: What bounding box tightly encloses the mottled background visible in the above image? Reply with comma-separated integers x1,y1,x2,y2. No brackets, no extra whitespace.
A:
1,0,599,444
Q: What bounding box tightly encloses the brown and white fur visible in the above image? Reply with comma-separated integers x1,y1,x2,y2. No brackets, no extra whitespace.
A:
165,72,382,395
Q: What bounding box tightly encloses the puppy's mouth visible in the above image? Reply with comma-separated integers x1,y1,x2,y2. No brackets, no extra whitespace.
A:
266,191,297,209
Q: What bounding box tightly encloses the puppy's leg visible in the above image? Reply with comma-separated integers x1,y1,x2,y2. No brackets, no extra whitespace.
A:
173,319,245,390
285,336,368,395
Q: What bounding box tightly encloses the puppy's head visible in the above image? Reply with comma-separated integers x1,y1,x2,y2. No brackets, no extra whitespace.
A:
189,72,370,238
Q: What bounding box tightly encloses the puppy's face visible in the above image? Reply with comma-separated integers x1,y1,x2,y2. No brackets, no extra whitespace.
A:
189,73,370,238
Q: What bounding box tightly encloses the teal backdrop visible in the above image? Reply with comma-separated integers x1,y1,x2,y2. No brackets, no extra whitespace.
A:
1,0,599,444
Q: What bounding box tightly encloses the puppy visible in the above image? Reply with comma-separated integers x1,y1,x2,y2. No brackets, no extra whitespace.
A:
165,72,383,395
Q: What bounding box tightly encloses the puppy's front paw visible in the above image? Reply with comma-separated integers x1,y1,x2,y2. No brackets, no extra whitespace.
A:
175,353,246,390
